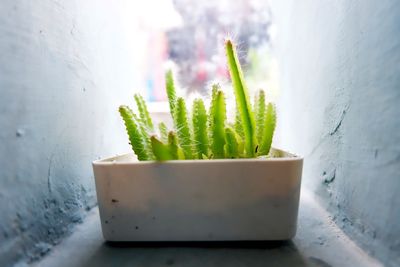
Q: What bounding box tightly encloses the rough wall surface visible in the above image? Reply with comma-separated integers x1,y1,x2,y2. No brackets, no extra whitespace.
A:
271,1,400,266
0,1,139,265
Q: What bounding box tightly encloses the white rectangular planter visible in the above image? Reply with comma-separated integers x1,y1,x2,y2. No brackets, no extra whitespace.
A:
92,149,303,241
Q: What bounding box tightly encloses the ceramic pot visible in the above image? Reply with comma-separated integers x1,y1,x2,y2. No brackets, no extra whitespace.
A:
92,149,303,241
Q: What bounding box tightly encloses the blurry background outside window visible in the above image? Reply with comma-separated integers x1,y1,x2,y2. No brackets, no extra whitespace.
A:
133,0,279,107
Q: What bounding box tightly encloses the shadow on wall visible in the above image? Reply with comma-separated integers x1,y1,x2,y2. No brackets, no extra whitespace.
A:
270,1,400,266
0,0,145,265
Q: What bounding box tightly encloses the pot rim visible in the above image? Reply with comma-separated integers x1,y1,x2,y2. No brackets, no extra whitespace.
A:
93,148,303,166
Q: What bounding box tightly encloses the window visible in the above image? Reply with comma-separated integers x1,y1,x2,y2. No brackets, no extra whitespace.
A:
132,0,278,111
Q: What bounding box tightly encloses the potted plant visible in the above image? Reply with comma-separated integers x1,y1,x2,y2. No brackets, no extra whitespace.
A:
92,40,303,241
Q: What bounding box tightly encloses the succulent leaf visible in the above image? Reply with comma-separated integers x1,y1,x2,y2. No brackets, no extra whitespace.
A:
167,131,179,160
225,39,256,157
150,136,173,161
192,98,209,158
134,94,154,131
174,97,193,159
225,127,239,158
131,112,154,159
255,89,266,144
209,89,226,159
119,105,150,161
259,103,276,155
158,122,168,142
165,69,177,118
234,105,245,139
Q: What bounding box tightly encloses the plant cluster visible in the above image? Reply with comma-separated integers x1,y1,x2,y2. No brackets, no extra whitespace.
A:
119,40,276,161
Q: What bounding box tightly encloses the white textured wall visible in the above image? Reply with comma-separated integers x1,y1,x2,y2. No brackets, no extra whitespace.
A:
270,1,400,266
0,1,142,265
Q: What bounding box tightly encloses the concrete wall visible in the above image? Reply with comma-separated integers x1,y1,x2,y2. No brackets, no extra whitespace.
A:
0,1,140,265
271,1,400,266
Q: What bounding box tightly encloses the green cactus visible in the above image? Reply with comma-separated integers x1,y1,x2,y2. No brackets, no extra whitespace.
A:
174,97,193,159
192,98,209,158
150,136,173,161
224,127,239,158
119,105,151,161
134,94,154,131
165,69,177,118
131,111,154,160
167,131,179,160
119,39,277,161
254,89,266,144
158,122,168,142
168,131,185,160
209,88,226,159
259,103,276,155
225,39,256,157
234,105,245,139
